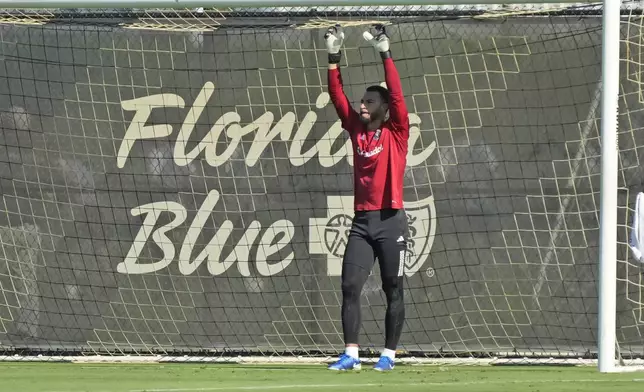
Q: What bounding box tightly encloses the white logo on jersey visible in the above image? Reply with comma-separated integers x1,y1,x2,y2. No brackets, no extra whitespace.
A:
356,145,383,158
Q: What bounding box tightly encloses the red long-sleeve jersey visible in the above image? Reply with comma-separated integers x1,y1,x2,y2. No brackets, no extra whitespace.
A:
327,58,410,211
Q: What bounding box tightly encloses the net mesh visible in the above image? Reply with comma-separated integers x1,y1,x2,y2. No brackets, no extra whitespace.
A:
0,2,643,365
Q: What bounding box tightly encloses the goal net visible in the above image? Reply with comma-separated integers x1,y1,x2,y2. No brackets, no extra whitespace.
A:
0,2,642,367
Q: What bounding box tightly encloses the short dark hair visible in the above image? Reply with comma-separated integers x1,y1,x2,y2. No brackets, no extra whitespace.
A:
366,85,389,104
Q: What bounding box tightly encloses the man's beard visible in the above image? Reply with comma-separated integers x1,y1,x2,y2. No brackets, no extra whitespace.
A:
360,111,382,124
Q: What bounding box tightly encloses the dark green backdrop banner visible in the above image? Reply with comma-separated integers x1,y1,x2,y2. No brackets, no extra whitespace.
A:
0,17,643,358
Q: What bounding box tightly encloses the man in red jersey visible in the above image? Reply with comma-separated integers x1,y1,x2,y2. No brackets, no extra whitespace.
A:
324,24,410,372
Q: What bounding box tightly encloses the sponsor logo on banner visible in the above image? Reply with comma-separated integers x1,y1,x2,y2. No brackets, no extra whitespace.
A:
113,82,437,277
308,196,436,277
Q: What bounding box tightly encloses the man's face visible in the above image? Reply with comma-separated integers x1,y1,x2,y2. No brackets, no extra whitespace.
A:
359,90,388,124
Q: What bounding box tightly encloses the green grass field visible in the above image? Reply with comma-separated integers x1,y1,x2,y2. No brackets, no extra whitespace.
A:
1,363,643,392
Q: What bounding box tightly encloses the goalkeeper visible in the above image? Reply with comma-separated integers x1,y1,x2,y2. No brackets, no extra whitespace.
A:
324,25,410,372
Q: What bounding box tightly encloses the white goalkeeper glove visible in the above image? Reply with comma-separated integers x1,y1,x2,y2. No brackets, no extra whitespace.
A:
324,24,344,64
363,24,392,59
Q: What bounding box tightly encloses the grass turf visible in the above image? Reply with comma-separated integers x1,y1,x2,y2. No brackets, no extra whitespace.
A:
1,363,643,392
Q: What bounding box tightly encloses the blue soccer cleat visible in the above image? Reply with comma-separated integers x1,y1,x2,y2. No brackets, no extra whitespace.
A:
328,353,361,371
373,356,395,371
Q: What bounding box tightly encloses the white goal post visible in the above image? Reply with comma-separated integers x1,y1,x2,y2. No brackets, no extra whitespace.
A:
597,0,621,374
0,0,637,374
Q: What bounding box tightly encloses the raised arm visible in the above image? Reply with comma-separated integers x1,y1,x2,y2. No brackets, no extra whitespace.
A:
364,25,409,132
382,56,409,131
328,64,358,128
325,26,358,129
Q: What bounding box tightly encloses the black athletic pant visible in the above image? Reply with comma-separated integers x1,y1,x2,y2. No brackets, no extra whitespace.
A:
341,208,409,351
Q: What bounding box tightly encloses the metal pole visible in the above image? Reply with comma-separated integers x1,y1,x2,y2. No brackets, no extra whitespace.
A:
597,0,621,374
